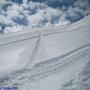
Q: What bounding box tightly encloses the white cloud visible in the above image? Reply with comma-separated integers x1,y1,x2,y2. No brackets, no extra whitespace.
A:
0,14,15,25
27,12,45,27
0,0,7,8
45,7,62,18
23,0,28,8
74,0,90,9
4,25,24,33
74,0,90,16
45,22,53,27
6,3,23,18
0,0,89,33
55,14,70,26
27,7,63,27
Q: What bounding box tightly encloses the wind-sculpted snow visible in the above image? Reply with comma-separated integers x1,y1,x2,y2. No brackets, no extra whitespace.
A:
0,44,90,88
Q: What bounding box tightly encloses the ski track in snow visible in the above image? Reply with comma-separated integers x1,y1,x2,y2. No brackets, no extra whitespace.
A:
0,43,90,87
25,33,43,68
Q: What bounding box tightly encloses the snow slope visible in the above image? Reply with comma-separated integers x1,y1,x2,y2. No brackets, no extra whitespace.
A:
0,15,90,89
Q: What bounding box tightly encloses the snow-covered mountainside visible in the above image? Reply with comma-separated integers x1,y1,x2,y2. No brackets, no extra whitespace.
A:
0,0,90,90
0,15,90,90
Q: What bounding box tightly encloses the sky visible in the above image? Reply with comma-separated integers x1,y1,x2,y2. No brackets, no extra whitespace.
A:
0,0,90,33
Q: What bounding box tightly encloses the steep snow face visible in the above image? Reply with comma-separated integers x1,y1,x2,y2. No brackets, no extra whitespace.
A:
0,0,90,33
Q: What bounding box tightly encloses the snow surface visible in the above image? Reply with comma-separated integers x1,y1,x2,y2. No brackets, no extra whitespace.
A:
0,15,90,90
